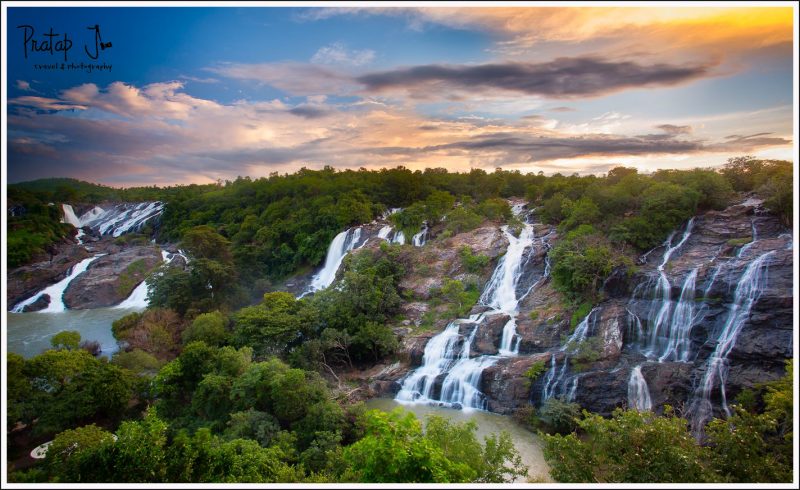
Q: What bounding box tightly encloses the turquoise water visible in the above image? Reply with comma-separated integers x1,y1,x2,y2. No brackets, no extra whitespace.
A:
6,306,140,358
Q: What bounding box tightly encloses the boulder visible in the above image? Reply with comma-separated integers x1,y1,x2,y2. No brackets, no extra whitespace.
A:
63,246,163,309
482,353,551,414
466,312,510,356
22,294,51,313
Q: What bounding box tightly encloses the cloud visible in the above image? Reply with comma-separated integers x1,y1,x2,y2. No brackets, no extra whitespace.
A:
311,42,376,66
11,81,220,120
303,7,792,64
207,62,357,95
657,124,693,135
356,57,717,99
179,75,220,84
713,132,790,152
288,105,330,119
549,106,575,112
15,80,36,92
6,79,792,186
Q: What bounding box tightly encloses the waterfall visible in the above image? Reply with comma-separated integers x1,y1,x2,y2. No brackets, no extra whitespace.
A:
690,250,775,435
628,365,652,411
114,281,150,309
61,204,82,227
11,256,103,313
396,202,539,410
79,205,105,224
305,227,364,293
395,321,470,404
377,226,392,240
645,218,695,357
82,202,164,237
392,231,406,245
412,224,428,247
480,220,536,355
658,268,699,362
113,249,181,309
540,308,600,402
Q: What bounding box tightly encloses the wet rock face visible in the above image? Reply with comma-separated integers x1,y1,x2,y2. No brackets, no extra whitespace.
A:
22,294,51,313
63,246,163,309
460,312,510,356
402,332,436,367
7,242,90,308
425,197,791,419
482,353,550,415
571,368,630,416
640,362,694,414
515,281,571,354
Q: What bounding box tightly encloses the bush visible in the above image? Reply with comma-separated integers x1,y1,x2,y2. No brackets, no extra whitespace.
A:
537,398,582,434
459,246,490,273
443,207,483,235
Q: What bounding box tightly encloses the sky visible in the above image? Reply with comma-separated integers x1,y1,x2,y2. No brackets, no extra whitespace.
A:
5,3,796,186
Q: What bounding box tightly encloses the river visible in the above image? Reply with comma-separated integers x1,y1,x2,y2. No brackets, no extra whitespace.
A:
6,307,136,359
364,398,551,482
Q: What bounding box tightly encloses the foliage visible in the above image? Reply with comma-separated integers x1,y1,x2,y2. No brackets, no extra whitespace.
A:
550,225,626,302
542,363,794,483
46,424,116,482
51,330,82,350
543,406,712,483
111,349,164,375
9,349,136,437
523,361,547,386
183,310,229,346
569,302,594,329
537,397,582,434
7,186,72,267
233,292,308,358
112,308,184,360
459,246,490,273
704,360,793,482
442,206,483,235
343,408,526,483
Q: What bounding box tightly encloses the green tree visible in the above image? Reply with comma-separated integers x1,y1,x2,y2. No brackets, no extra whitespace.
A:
46,425,116,482
183,311,229,346
51,330,81,350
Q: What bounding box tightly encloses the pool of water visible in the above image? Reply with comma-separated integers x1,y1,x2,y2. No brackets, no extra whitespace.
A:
6,306,140,359
364,398,551,482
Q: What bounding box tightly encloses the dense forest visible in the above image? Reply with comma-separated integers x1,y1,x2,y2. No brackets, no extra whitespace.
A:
6,156,795,483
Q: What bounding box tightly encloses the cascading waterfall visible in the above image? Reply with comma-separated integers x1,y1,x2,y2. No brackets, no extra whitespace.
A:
689,250,776,435
305,227,364,293
658,268,698,362
480,219,536,355
113,250,182,309
12,255,104,313
646,218,695,357
61,204,82,227
628,365,652,411
412,225,428,247
540,308,600,402
377,226,392,240
396,203,539,410
393,231,406,245
82,202,164,237
395,319,476,404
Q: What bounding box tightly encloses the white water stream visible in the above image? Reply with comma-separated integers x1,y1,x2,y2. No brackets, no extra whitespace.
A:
396,204,541,410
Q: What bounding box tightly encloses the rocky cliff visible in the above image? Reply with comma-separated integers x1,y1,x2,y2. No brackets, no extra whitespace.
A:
367,196,793,430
